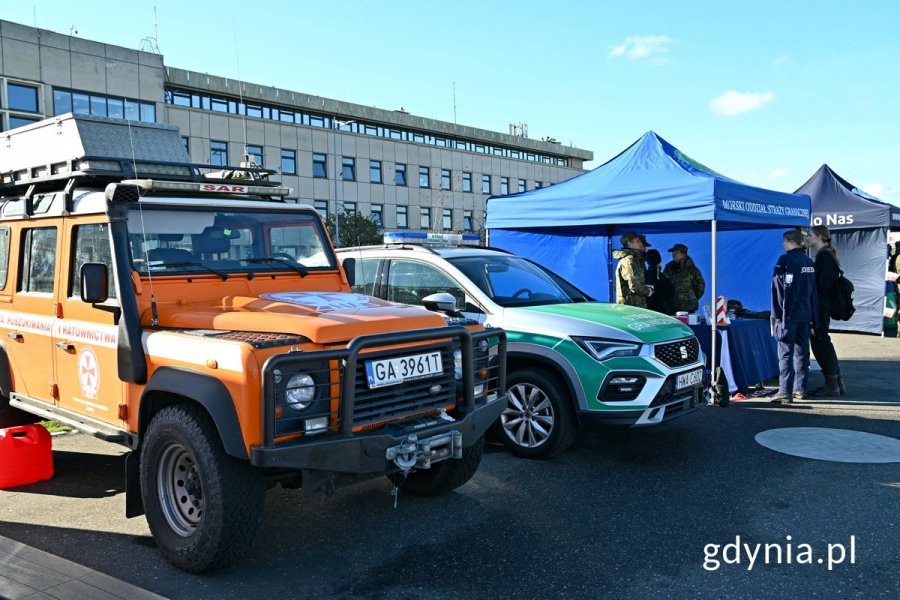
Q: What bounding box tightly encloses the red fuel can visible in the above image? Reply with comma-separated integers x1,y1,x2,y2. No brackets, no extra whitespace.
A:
0,424,54,489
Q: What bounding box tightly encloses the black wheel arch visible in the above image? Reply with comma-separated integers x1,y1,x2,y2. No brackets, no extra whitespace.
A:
0,342,12,399
139,367,248,460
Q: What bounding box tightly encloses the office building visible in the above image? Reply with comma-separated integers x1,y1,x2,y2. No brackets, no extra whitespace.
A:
0,19,591,236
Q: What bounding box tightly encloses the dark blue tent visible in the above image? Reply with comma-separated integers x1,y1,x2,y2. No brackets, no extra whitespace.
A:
796,164,900,334
486,131,811,313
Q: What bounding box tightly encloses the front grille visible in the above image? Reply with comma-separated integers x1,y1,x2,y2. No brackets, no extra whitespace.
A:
351,344,456,427
654,337,700,368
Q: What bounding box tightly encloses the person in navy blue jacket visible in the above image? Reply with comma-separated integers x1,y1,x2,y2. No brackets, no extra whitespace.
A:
770,229,818,403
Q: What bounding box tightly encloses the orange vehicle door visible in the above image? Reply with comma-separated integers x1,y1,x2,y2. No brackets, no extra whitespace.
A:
52,222,125,426
0,225,60,402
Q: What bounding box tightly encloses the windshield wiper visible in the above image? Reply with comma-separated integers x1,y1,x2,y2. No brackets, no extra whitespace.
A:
240,257,309,277
147,260,229,281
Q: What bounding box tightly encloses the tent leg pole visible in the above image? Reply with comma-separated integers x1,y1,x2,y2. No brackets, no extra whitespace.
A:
710,219,725,406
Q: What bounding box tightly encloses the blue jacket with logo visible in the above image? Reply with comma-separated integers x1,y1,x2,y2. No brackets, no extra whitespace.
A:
771,247,817,325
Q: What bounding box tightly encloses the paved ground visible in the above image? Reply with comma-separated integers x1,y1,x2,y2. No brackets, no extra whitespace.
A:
1,332,898,599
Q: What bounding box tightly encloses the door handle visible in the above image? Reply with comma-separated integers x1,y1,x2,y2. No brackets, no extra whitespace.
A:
7,332,23,341
56,341,75,352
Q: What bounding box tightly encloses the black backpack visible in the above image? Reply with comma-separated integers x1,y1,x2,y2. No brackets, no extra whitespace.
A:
830,271,856,321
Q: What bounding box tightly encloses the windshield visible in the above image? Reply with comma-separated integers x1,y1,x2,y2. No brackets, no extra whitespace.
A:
448,255,591,307
127,205,336,275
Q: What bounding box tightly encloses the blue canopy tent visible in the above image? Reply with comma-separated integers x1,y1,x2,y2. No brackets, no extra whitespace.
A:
486,131,811,310
796,164,900,335
486,131,811,391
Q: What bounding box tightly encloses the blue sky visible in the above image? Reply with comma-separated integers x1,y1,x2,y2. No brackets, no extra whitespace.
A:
7,0,900,204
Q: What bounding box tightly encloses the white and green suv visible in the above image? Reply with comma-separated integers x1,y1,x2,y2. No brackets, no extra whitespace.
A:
337,237,707,458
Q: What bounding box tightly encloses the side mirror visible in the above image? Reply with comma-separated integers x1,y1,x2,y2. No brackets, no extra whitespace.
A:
81,263,109,304
342,257,356,286
422,292,458,314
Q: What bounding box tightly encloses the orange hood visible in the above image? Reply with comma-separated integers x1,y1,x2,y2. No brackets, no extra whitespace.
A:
150,292,448,345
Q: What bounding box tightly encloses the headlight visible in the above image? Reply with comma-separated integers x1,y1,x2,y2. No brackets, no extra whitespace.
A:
573,337,641,361
285,372,316,410
453,349,462,380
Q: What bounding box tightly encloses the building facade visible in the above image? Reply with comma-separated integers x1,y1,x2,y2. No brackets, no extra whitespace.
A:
0,19,591,238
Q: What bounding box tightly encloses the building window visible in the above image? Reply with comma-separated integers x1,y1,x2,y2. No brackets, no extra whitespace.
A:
482,175,491,195
420,207,431,230
8,115,40,129
343,202,357,214
500,177,509,195
210,141,228,167
55,87,155,122
281,149,296,175
342,157,356,181
397,205,408,229
369,160,382,184
8,83,39,113
518,179,526,193
441,169,452,191
313,153,327,178
535,181,543,189
464,210,474,231
419,167,430,188
462,172,472,193
314,200,328,220
442,209,452,231
246,145,263,166
371,204,383,226
395,164,407,186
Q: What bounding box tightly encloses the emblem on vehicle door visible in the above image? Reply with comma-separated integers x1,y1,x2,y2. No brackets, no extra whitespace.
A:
679,345,688,359
78,346,100,400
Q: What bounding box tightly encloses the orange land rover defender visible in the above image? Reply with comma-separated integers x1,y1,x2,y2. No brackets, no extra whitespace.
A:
0,114,506,573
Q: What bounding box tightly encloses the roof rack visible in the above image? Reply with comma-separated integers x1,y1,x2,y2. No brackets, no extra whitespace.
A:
0,113,284,195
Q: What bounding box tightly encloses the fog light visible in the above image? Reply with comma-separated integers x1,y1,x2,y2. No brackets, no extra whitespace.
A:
474,383,485,397
304,417,328,434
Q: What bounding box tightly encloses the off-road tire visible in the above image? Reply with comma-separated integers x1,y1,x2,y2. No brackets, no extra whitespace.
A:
493,368,576,459
388,436,484,496
140,404,264,573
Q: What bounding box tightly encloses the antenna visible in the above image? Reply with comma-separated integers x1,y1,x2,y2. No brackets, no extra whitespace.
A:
232,27,250,167
452,81,457,124
69,25,78,36
139,2,161,55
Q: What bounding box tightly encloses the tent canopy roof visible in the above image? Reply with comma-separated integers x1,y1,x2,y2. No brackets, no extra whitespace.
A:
486,131,810,230
796,164,900,230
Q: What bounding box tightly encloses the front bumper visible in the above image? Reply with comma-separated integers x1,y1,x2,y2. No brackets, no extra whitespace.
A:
249,392,505,473
577,367,708,428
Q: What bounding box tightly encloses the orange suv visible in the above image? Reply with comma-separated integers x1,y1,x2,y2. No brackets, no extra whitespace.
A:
0,114,506,572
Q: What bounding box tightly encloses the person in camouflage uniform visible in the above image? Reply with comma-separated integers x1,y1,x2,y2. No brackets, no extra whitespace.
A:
663,243,706,313
613,232,652,308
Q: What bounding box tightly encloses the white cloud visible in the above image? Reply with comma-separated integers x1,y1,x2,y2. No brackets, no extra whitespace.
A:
609,35,674,62
863,182,900,205
709,90,776,116
769,168,790,178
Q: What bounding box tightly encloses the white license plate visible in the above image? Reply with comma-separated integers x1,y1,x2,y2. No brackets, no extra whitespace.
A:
365,351,444,389
676,368,704,390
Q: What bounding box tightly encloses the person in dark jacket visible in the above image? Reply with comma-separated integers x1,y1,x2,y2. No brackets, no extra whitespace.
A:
645,249,675,314
770,229,817,403
807,225,844,397
664,243,706,313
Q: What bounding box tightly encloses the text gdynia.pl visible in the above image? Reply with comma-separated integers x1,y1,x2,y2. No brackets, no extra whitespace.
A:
703,535,856,571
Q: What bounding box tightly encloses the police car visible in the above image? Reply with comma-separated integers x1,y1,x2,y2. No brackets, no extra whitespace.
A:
338,232,707,459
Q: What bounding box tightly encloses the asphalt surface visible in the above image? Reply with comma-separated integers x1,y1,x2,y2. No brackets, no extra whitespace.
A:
1,333,898,599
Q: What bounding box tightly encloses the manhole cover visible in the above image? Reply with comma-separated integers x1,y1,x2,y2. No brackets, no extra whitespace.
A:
755,427,900,463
